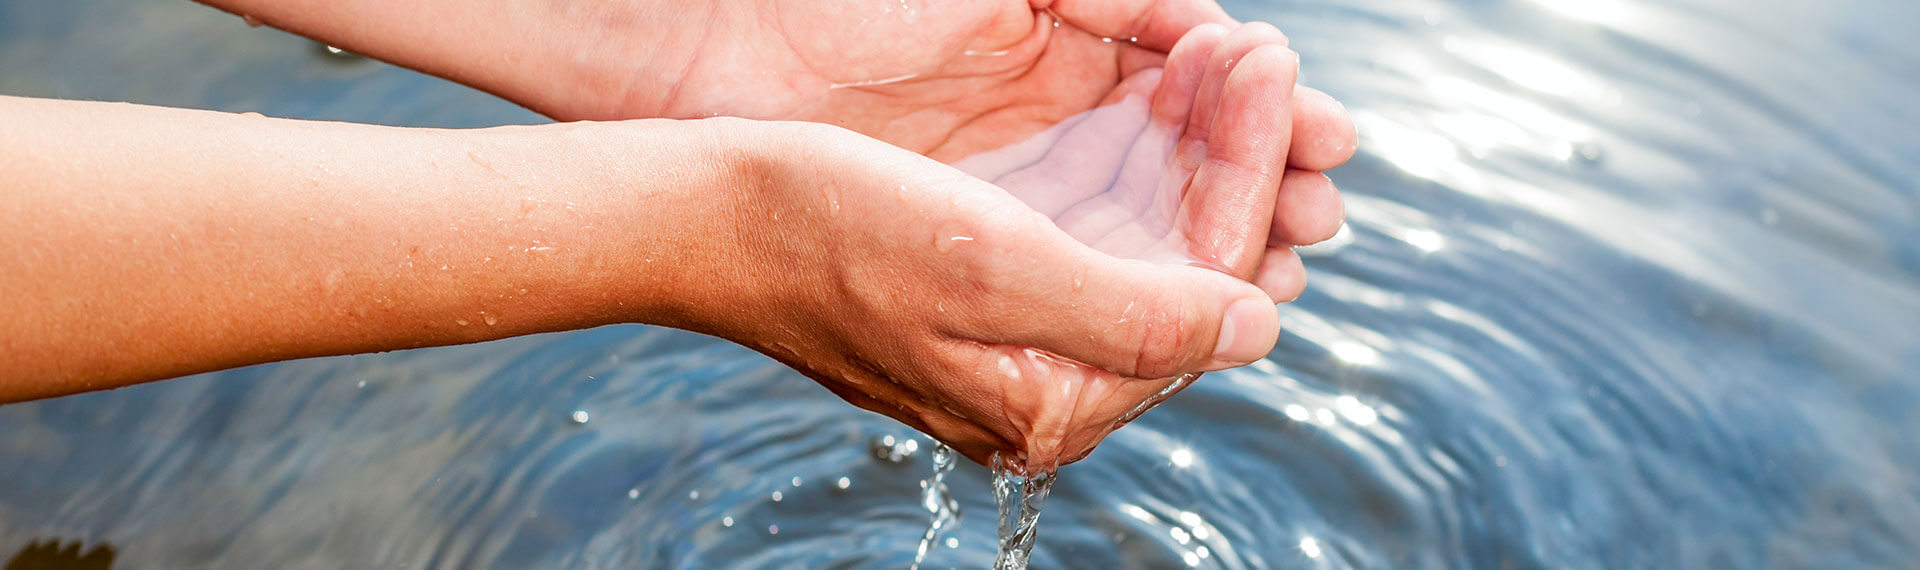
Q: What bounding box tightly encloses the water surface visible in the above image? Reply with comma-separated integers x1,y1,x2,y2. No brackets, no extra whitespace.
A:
2,0,1917,567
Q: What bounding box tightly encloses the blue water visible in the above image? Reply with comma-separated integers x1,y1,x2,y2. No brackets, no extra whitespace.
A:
3,0,1918,567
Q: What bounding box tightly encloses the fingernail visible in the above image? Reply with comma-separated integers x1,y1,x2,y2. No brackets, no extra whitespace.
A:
1213,298,1277,365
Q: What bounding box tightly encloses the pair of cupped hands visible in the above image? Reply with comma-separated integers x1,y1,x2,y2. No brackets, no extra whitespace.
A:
462,0,1352,472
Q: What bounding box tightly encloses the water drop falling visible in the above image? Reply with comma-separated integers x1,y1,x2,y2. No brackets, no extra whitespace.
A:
871,434,921,463
910,444,960,570
569,410,590,424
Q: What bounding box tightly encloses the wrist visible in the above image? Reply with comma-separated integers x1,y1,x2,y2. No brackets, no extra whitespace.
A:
508,118,782,333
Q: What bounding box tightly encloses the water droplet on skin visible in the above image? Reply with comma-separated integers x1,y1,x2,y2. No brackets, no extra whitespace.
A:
483,313,498,326
242,14,263,27
934,221,974,252
455,318,470,327
1101,37,1113,43
569,410,590,424
999,355,1022,381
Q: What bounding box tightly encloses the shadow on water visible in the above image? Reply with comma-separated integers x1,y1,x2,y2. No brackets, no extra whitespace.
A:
1,0,1916,568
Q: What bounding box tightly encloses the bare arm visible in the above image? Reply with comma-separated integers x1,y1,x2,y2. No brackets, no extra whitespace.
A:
0,94,1276,466
0,95,740,400
195,0,715,121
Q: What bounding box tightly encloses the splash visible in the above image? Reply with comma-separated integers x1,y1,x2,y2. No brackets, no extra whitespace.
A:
908,443,960,570
990,453,1058,570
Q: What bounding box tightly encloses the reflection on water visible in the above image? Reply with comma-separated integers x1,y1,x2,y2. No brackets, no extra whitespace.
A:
2,0,1918,567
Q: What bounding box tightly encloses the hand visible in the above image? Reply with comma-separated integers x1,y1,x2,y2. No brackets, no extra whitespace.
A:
958,23,1346,290
207,0,1352,168
690,119,1279,471
551,1,1354,168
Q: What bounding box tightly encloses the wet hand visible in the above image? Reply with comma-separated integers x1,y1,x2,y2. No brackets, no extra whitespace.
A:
537,0,1354,170
697,120,1279,471
959,24,1350,298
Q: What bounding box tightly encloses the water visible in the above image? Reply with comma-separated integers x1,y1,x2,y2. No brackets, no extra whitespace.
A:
910,445,959,570
4,0,1920,568
990,454,1058,570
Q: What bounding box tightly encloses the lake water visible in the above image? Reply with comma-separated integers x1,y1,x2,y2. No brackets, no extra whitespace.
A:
2,0,1917,567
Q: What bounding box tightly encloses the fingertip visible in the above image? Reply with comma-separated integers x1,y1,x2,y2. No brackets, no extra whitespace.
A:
1207,289,1280,368
1271,169,1345,246
1235,21,1290,47
1234,44,1301,90
1290,86,1359,171
1253,247,1307,302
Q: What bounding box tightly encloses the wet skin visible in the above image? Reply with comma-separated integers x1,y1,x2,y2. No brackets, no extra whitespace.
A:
6,0,1359,470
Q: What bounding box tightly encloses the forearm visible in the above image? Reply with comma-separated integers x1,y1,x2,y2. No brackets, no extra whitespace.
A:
0,95,744,401
193,0,715,120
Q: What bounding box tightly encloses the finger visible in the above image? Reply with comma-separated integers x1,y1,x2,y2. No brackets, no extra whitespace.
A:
1269,169,1344,246
1180,44,1299,278
1253,246,1307,302
969,233,1281,379
1046,0,1239,52
1150,23,1230,129
1182,22,1290,153
1288,86,1359,171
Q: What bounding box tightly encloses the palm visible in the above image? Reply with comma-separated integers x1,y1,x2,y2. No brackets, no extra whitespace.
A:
640,0,1186,160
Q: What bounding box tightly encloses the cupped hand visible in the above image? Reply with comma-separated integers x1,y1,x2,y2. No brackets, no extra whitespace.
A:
696,120,1279,471
958,23,1347,294
678,19,1354,470
551,0,1353,169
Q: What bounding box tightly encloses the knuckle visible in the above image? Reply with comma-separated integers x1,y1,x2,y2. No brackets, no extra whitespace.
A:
1123,286,1208,379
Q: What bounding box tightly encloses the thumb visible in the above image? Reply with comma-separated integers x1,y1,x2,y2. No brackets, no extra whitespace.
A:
967,229,1280,379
